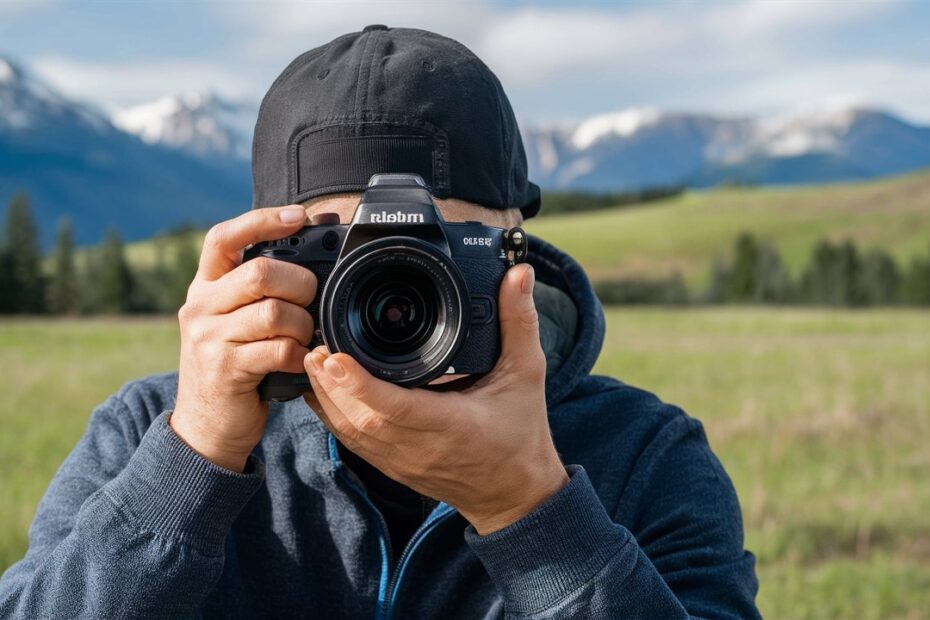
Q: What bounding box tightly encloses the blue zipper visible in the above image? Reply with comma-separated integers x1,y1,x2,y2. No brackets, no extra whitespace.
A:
327,433,457,620
383,503,456,619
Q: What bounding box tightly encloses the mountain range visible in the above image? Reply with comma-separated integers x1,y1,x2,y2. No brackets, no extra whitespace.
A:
2,54,930,245
0,57,250,245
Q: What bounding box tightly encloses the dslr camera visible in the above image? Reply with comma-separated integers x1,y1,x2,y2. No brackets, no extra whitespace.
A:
244,173,528,401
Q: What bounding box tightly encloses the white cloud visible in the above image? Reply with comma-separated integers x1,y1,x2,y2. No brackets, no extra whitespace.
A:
20,1,930,124
31,56,255,109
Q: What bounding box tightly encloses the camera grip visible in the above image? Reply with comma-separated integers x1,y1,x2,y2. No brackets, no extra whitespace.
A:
258,371,312,402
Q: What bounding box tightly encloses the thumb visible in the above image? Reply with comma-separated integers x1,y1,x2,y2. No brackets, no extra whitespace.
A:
496,264,544,372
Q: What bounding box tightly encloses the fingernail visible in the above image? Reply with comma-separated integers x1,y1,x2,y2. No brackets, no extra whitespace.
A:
279,206,306,224
323,356,346,379
307,352,324,376
522,266,535,295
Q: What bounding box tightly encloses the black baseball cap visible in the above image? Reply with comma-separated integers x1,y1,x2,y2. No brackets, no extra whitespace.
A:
251,25,541,219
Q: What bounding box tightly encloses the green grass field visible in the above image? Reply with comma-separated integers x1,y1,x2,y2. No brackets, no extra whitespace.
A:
1,310,928,618
527,171,930,286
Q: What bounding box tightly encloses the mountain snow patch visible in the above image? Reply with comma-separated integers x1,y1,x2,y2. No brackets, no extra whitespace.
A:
571,108,661,150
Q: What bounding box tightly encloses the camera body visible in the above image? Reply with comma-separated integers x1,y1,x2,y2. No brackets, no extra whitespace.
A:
244,173,527,401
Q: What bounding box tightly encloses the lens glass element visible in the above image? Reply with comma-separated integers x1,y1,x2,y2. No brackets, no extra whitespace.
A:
321,238,468,386
355,273,437,356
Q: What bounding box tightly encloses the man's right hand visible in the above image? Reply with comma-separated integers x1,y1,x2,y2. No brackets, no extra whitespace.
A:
170,206,316,472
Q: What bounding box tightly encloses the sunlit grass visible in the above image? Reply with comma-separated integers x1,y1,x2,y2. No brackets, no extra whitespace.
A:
1,309,929,618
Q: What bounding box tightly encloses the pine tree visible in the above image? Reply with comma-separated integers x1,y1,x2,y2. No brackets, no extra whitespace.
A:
48,217,80,314
902,244,930,306
3,192,45,313
800,239,864,306
714,232,793,303
97,228,134,313
726,233,760,302
860,249,900,306
0,251,15,313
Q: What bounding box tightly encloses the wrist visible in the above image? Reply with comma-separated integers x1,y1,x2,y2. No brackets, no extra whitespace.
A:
168,410,254,473
465,452,569,535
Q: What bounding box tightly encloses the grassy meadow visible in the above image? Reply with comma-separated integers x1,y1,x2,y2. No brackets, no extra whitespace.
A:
527,170,930,287
4,171,930,617
1,310,928,618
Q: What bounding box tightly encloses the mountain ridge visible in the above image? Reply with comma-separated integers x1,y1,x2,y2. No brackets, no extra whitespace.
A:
3,53,930,246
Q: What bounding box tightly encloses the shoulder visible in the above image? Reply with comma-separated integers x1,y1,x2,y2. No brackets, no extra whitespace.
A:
551,375,734,524
87,371,180,449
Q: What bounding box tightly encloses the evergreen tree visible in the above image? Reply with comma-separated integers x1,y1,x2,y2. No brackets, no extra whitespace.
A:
48,217,80,313
0,251,15,313
860,249,901,306
902,245,930,306
711,232,793,303
726,233,760,302
2,192,45,313
97,228,134,313
800,239,865,306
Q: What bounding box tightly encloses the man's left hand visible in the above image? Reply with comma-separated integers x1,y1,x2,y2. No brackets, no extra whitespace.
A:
303,264,569,535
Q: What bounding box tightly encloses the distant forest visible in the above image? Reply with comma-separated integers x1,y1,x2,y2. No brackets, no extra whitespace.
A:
1,191,928,314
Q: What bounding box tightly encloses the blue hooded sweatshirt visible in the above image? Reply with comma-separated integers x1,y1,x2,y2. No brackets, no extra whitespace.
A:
0,236,759,619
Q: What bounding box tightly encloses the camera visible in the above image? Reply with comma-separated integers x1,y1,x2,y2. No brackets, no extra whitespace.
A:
244,173,528,402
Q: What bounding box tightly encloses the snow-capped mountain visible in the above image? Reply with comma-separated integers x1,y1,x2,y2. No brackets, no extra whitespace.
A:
523,106,930,191
0,56,250,245
112,92,256,160
4,51,930,247
0,56,112,135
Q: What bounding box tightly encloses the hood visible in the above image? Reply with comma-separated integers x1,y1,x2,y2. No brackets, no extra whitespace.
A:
528,234,606,408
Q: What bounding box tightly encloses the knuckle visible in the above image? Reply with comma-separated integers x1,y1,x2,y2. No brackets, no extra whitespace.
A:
526,349,547,380
273,338,298,367
518,305,539,330
204,223,227,250
258,298,284,330
177,301,194,324
185,319,212,346
201,341,230,369
244,258,273,297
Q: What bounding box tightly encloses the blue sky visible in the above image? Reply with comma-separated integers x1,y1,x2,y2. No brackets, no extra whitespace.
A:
2,0,929,124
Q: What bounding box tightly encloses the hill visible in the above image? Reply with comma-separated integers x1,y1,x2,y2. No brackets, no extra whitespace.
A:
526,169,930,286
108,168,930,292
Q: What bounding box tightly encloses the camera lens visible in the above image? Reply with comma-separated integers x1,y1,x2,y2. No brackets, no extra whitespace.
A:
320,237,468,386
354,274,436,356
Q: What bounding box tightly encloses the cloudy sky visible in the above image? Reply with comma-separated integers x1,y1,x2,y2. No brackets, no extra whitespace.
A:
2,0,929,124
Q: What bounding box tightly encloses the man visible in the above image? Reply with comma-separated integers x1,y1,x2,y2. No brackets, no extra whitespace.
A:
0,27,759,618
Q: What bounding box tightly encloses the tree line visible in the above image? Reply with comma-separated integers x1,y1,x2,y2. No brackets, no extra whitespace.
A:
3,192,928,313
596,232,930,306
539,187,683,217
0,193,198,315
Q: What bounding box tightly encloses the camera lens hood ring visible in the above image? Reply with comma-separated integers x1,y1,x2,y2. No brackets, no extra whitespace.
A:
319,236,469,387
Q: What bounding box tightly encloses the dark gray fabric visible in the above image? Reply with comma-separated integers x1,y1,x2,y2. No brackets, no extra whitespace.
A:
251,26,542,218
534,280,578,380
0,237,760,619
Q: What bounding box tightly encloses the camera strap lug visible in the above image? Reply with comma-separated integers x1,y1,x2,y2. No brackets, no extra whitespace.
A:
503,227,528,264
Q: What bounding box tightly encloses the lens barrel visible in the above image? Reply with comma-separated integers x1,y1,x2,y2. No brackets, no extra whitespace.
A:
319,237,468,386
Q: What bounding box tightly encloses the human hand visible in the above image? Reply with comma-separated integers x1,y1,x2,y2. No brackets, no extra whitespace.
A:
171,206,317,472
304,264,569,534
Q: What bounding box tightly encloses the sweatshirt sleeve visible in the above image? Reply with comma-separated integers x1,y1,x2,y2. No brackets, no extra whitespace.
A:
464,416,760,619
0,393,264,619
